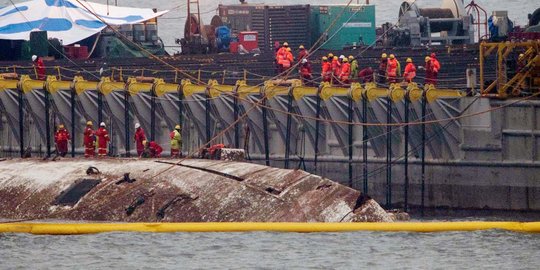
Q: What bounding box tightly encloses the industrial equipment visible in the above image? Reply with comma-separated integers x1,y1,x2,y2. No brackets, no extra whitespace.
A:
383,0,474,46
488,11,513,42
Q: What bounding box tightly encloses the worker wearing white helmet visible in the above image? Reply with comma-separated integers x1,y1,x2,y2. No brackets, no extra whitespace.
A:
170,124,182,158
32,54,46,80
96,121,110,157
134,123,146,157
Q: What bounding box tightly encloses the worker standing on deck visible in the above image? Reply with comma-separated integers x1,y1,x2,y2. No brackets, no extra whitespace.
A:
423,56,435,86
134,123,146,157
32,55,45,80
403,58,417,83
321,56,331,82
430,53,440,84
378,53,388,84
143,140,163,158
340,57,351,84
331,56,341,83
96,122,110,157
55,124,70,157
170,124,182,158
83,121,95,158
275,42,289,74
358,67,374,83
349,55,359,82
386,54,398,83
299,58,313,85
285,47,294,70
297,45,308,62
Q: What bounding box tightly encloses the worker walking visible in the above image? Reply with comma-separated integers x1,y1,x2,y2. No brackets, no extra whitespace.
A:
83,121,95,158
134,123,146,157
95,122,110,157
339,57,351,85
143,140,163,158
321,56,331,82
55,124,70,157
403,58,417,83
32,55,46,80
170,124,182,158
299,58,313,85
349,55,359,82
378,53,388,84
386,54,398,83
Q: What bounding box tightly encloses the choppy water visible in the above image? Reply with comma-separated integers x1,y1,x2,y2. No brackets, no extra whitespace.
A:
1,230,539,269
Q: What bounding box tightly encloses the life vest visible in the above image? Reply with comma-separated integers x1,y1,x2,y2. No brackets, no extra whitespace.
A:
387,59,398,77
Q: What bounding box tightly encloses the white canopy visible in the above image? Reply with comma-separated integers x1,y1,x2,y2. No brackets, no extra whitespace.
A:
0,0,168,45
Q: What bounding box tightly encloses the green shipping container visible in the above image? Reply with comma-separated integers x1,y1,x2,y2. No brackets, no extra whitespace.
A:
310,5,376,50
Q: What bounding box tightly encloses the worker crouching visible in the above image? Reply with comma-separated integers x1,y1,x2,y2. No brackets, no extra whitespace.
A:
170,124,182,158
142,140,163,158
83,121,95,158
96,122,110,157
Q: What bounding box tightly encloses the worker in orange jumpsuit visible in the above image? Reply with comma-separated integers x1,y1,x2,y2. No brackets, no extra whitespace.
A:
275,42,289,73
83,121,95,158
95,122,110,157
386,54,398,83
134,123,146,157
299,58,313,85
339,57,351,84
331,56,341,84
423,56,436,86
430,53,440,85
378,53,388,84
284,47,294,70
32,55,46,80
321,56,331,82
143,140,163,158
297,45,308,61
55,124,70,157
403,58,417,83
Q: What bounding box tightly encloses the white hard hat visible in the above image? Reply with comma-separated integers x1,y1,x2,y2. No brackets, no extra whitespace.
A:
339,55,345,59
301,58,308,64
100,122,106,127
135,123,140,129
31,55,37,61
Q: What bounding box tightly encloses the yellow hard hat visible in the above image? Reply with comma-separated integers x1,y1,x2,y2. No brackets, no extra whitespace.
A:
343,58,349,62
86,120,93,126
175,124,181,130
389,54,395,59
283,42,289,47
381,53,387,58
406,58,412,63
333,56,338,60
299,45,305,49
142,140,147,146
348,55,354,60
425,56,431,62
286,47,291,51
519,53,524,59
322,56,328,61
58,124,65,129
328,53,334,58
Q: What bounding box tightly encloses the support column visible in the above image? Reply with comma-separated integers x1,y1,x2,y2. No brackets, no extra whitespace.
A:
314,88,322,173
70,89,75,157
150,88,156,142
386,96,392,208
284,92,293,169
421,93,427,216
404,96,410,212
348,97,354,188
44,88,51,157
362,97,368,194
124,89,130,157
18,89,24,158
262,98,270,166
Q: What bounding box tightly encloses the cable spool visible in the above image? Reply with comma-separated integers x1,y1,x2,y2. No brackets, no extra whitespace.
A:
418,8,455,32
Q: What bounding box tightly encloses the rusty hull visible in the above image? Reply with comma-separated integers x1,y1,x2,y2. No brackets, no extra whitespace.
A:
0,158,397,222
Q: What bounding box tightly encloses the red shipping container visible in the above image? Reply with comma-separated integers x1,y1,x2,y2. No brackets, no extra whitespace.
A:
239,31,258,52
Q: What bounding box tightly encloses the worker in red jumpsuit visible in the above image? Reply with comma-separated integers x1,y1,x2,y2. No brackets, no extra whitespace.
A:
134,123,146,157
83,121,95,158
297,45,308,62
339,57,351,84
321,56,331,82
377,53,388,84
386,54,398,83
32,55,46,80
403,58,417,83
96,122,110,157
331,56,341,84
299,58,313,85
144,140,163,158
430,53,440,85
55,124,70,157
423,56,436,86
358,67,374,83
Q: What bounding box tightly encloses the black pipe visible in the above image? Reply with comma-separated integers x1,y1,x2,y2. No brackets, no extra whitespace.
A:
44,88,51,157
124,89,130,157
97,91,103,124
205,96,211,144
284,92,293,169
404,96,410,212
18,89,24,158
348,97,354,188
262,98,270,166
362,97,368,195
314,89,322,173
150,88,156,142
233,92,239,148
421,94,427,216
70,89,75,157
386,97,392,208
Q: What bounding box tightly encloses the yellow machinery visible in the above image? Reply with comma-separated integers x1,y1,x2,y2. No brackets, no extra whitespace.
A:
480,40,540,98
